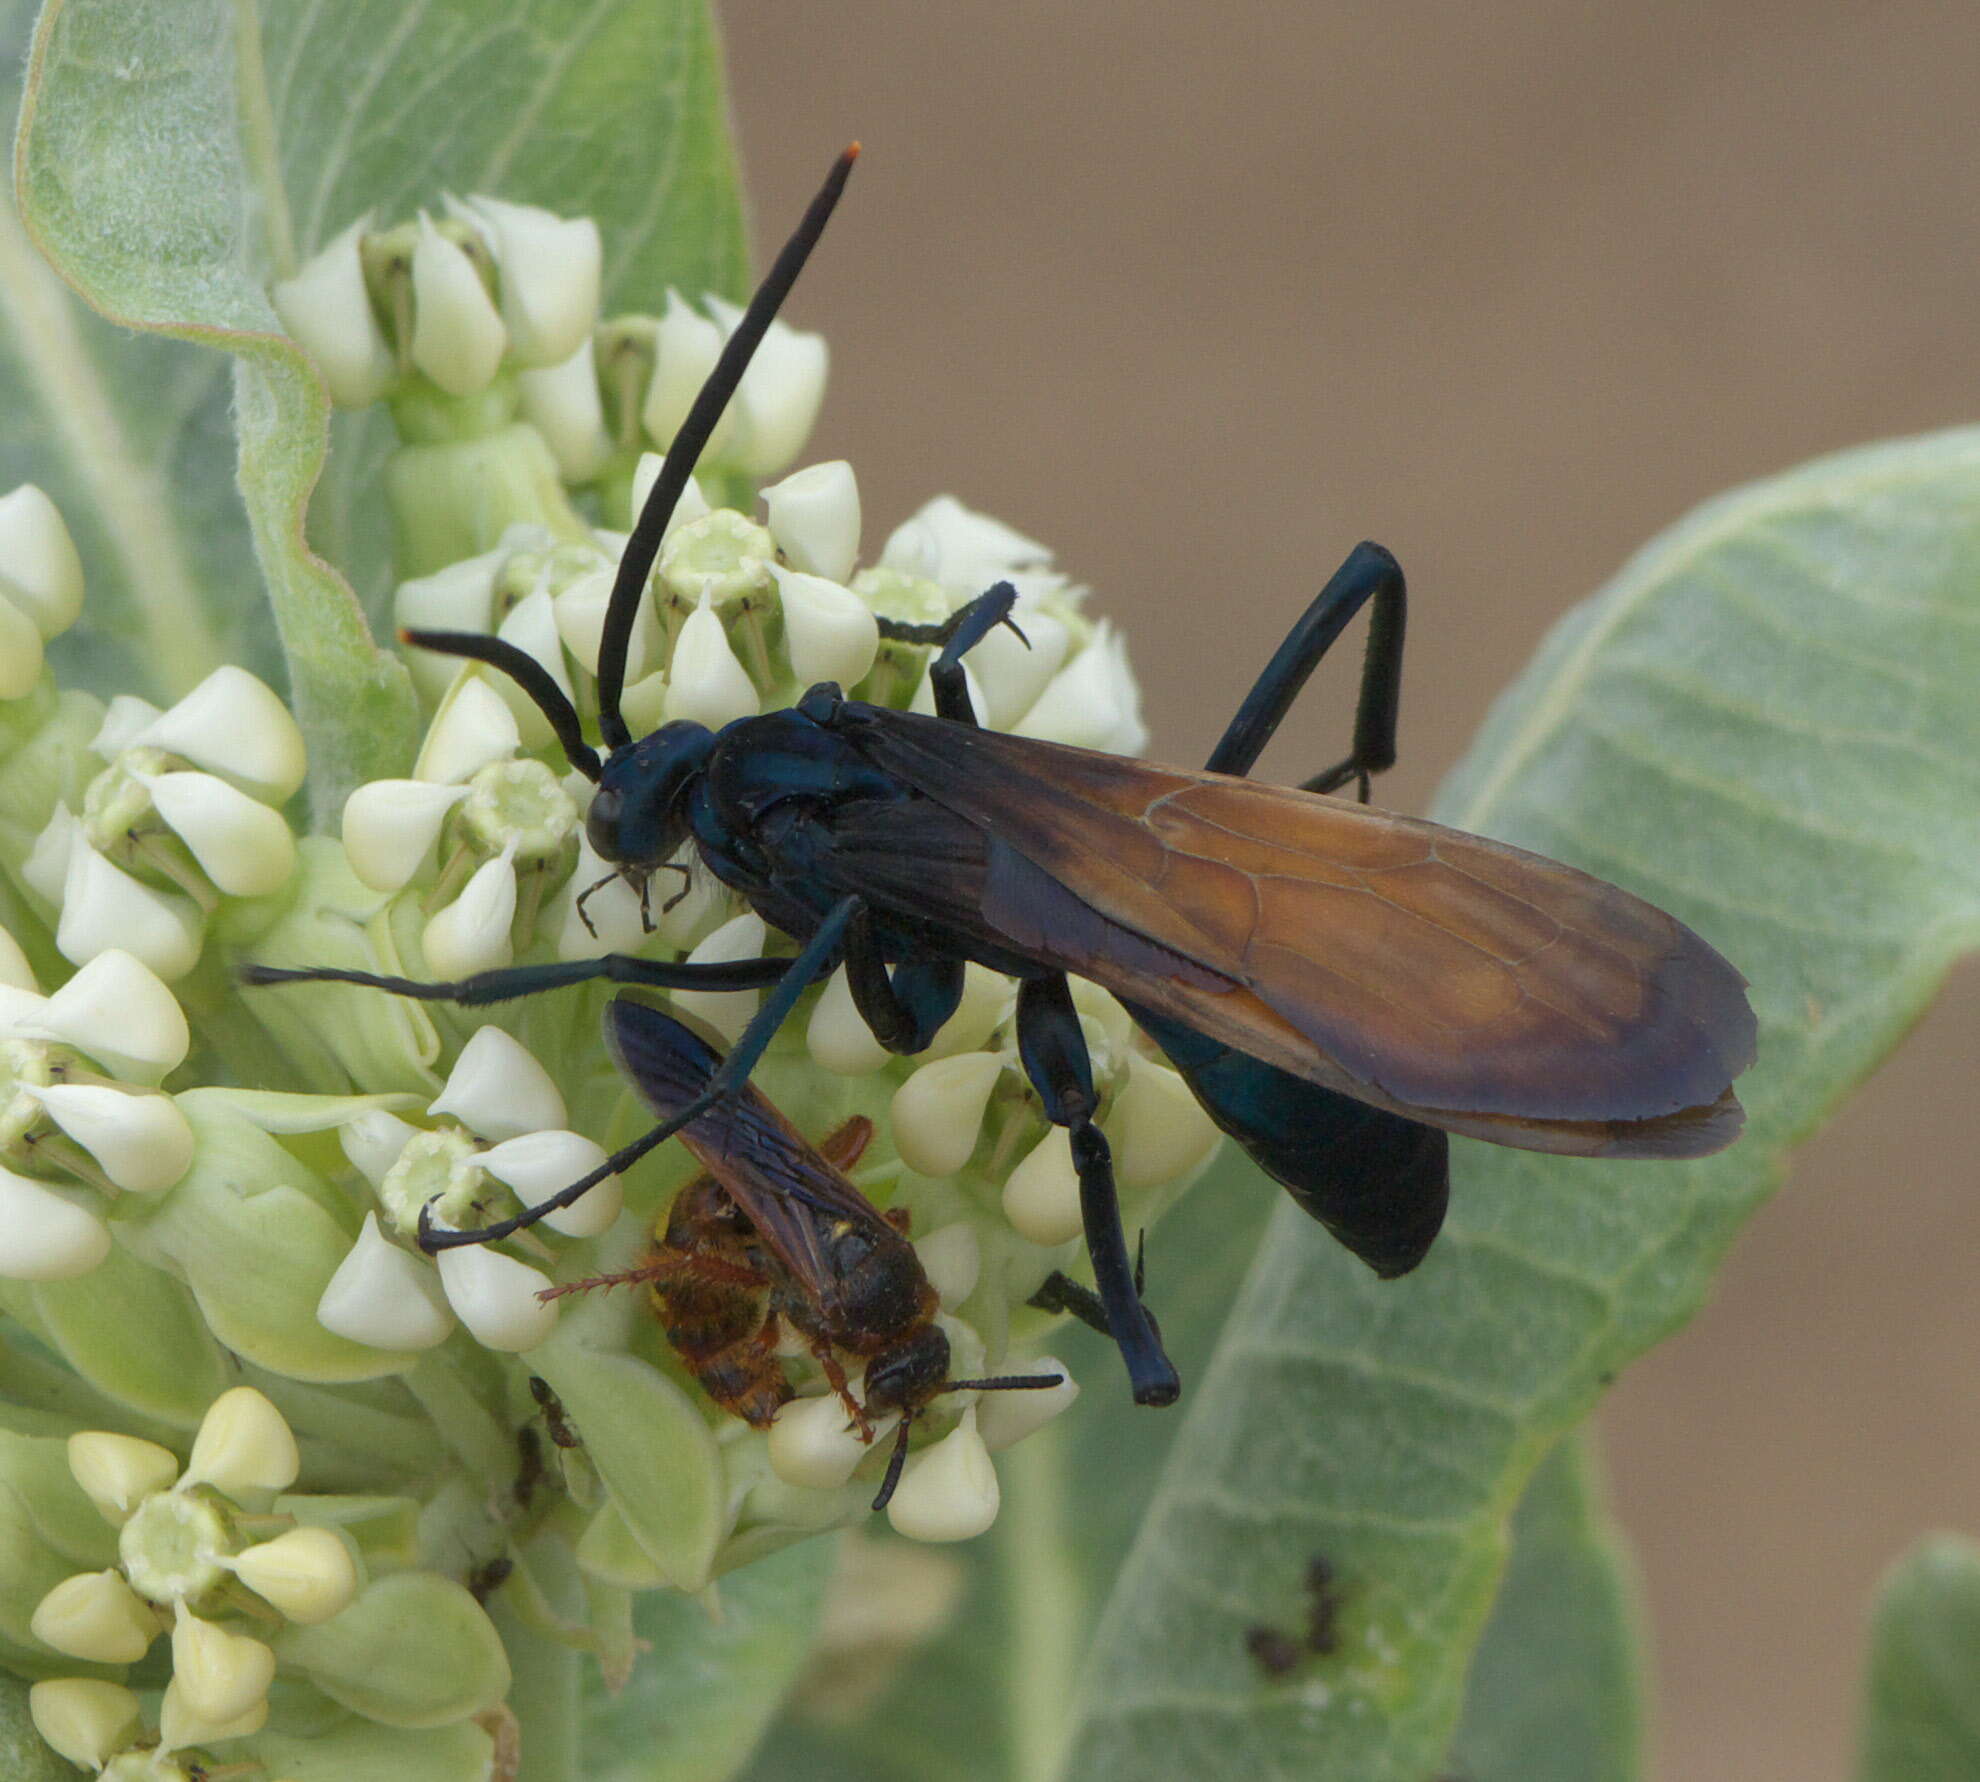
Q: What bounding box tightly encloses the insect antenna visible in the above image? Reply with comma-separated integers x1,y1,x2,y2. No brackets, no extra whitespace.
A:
594,142,861,749
945,1373,1068,1395
399,626,603,781
866,1371,1065,1513
870,1410,916,1512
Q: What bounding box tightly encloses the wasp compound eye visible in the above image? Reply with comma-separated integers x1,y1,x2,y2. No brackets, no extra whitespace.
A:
585,787,623,861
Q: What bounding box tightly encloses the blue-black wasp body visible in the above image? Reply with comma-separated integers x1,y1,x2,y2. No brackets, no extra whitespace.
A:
247,144,1758,1410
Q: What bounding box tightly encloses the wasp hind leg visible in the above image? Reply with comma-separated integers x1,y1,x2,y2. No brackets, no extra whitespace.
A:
1203,539,1406,800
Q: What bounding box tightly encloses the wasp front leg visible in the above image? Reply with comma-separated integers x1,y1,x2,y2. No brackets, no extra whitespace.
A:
877,579,1027,727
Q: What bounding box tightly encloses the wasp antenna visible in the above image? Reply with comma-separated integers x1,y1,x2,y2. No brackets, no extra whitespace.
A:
400,627,603,781
594,143,861,749
946,1373,1068,1394
870,1409,915,1513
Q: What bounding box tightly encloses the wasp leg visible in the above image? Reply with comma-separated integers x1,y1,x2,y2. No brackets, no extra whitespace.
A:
240,951,792,1007
1027,1235,1151,1336
1203,540,1406,802
807,1339,875,1441
418,898,860,1250
877,580,1027,727
1015,972,1179,1407
1029,1271,1110,1334
843,907,965,1052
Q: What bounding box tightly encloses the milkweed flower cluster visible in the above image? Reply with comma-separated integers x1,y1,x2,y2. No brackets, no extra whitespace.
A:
0,191,1221,1779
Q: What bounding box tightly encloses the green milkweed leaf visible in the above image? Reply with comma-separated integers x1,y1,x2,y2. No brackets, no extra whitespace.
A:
1057,429,1980,1780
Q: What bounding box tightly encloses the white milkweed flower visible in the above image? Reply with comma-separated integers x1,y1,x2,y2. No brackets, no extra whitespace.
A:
763,458,861,583
321,1028,617,1354
130,665,308,804
891,1051,1006,1178
410,213,508,395
28,667,306,979
770,561,879,687
30,1390,345,1742
29,1678,144,1772
974,1358,1079,1451
270,214,396,407
642,291,829,478
664,591,760,728
0,940,197,1279
878,493,1149,751
1,173,1206,1782
519,333,615,482
422,840,522,977
450,194,602,368
768,1391,902,1493
0,483,84,695
702,293,830,477
628,447,715,539
341,777,472,892
642,289,736,463
0,1165,111,1279
668,909,769,1046
885,1408,1001,1543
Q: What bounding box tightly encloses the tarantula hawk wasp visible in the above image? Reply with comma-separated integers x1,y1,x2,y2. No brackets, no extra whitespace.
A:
248,144,1756,1408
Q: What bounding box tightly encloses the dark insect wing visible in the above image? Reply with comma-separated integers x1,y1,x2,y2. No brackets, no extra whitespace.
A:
602,998,900,1307
825,703,1757,1157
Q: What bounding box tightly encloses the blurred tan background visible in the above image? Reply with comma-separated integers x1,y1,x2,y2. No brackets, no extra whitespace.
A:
723,6,1980,1778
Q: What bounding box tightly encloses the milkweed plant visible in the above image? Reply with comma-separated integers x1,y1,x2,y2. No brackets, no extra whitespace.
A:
4,6,1979,1782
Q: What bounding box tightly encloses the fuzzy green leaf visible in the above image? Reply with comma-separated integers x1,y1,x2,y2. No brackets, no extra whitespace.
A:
587,1540,837,1782
1856,1535,1980,1782
1059,429,1980,1780
1450,1433,1644,1782
739,1144,1274,1782
13,0,744,812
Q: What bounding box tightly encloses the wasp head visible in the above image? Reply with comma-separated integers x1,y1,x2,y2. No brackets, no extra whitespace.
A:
589,721,715,870
861,1324,952,1419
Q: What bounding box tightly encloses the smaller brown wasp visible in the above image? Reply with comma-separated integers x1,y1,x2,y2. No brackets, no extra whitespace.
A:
548,1000,1062,1507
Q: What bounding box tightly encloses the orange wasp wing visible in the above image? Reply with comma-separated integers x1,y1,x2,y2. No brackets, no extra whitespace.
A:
837,708,1756,1158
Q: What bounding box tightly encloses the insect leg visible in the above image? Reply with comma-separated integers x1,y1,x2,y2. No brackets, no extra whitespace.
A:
419,898,860,1250
1202,540,1405,800
1025,1272,1112,1337
240,952,793,1006
877,580,1027,726
1026,1234,1150,1335
843,908,964,1052
1015,973,1180,1406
